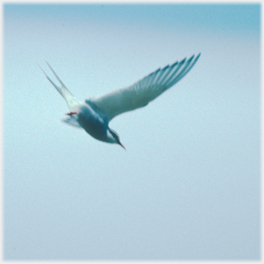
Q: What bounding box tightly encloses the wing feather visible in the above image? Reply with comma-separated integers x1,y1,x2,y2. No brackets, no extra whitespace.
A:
88,54,200,121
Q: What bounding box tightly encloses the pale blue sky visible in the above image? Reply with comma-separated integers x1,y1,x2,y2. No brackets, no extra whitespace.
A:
4,3,260,260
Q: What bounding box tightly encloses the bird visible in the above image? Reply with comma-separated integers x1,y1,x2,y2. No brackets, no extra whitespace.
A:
40,54,201,150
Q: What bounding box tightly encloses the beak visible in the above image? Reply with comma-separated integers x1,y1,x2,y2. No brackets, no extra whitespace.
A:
119,142,126,150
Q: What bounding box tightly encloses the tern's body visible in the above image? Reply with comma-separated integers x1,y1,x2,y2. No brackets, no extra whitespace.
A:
41,54,201,149
76,103,112,143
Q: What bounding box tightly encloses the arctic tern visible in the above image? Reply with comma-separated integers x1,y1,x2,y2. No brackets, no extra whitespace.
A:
41,54,201,149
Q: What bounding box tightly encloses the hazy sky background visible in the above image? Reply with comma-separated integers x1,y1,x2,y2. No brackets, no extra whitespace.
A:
3,3,260,260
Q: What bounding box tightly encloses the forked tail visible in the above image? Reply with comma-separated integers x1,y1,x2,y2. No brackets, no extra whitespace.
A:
39,62,81,111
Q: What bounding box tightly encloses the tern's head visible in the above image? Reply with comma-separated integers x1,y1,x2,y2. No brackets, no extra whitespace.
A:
108,128,126,150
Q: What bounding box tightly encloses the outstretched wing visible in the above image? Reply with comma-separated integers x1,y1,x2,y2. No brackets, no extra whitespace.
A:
88,53,200,122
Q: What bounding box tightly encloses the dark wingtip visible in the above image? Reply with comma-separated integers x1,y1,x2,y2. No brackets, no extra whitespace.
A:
193,53,201,64
171,61,178,68
187,54,195,63
179,57,186,65
162,65,170,71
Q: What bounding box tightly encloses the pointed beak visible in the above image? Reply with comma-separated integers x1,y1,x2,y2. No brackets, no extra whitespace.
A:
119,142,126,150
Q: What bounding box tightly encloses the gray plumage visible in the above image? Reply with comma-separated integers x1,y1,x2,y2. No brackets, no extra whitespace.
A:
41,54,201,149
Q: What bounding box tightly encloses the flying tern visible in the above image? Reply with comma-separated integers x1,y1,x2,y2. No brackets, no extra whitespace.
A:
41,54,201,149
